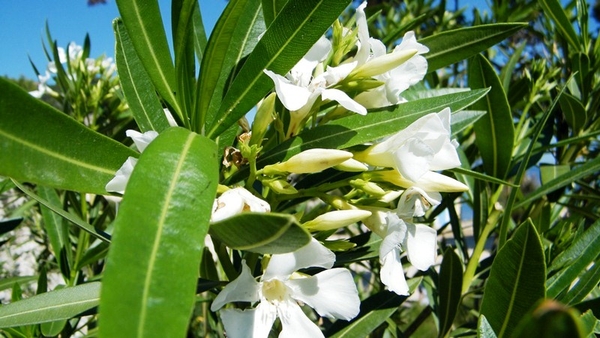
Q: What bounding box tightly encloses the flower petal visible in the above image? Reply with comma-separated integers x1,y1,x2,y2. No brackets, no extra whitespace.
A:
379,213,407,259
264,69,311,111
125,130,159,153
105,157,137,194
396,186,442,219
404,223,437,271
287,268,360,320
278,301,325,338
220,304,276,338
321,88,367,115
380,248,409,295
210,262,260,311
264,238,334,280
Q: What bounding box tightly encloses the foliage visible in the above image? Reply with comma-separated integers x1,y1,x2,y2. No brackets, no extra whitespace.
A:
0,0,599,337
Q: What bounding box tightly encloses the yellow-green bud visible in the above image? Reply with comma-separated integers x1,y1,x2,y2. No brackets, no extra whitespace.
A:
349,49,418,79
303,210,372,231
263,149,353,174
350,179,386,197
262,178,297,194
251,92,276,146
334,158,369,172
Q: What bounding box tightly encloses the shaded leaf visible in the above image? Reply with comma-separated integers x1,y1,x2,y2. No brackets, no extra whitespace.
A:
511,300,586,338
539,0,582,51
438,248,463,338
480,221,546,338
469,54,514,179
558,92,587,133
209,213,311,254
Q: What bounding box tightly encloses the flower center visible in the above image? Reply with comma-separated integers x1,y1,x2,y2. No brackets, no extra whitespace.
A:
262,279,288,303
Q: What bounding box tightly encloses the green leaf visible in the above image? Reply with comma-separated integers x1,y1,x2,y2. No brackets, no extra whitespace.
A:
99,127,218,338
114,18,171,133
560,261,600,305
539,0,582,51
172,0,197,119
558,92,587,133
420,23,527,72
469,54,514,179
115,0,182,120
450,110,487,135
207,0,351,138
209,213,311,254
547,219,600,299
37,186,72,268
41,318,66,337
515,156,600,209
261,0,289,27
438,248,463,338
196,0,264,131
480,221,546,338
0,78,136,195
511,300,586,338
0,277,37,292
13,181,110,243
0,282,100,327
254,89,488,171
326,291,407,338
191,2,208,64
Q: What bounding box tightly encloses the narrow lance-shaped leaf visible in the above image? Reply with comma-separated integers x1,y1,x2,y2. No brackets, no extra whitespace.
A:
469,54,514,179
480,221,546,338
113,18,171,133
261,0,289,27
99,127,218,338
539,0,582,52
0,78,137,195
191,2,207,64
207,0,351,138
37,186,72,269
0,282,100,327
172,0,197,119
115,0,183,121
195,0,264,132
420,23,527,72
226,89,488,184
437,248,463,338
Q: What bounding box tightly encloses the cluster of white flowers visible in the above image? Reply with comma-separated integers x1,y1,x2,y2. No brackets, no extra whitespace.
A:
103,1,467,336
29,42,116,99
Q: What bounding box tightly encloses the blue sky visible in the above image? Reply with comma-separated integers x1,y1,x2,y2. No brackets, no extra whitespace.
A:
0,0,228,80
2,1,596,81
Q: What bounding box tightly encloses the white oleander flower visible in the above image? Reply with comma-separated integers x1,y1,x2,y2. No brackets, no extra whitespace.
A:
210,239,360,338
355,107,461,182
210,187,270,223
104,130,159,194
378,213,437,295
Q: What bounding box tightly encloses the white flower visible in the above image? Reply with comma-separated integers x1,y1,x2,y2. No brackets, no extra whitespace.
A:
396,186,441,219
264,36,367,134
355,107,461,182
29,71,53,98
210,239,360,338
104,130,159,194
211,187,270,223
379,213,437,295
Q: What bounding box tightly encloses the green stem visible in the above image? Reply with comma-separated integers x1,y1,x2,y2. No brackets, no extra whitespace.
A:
462,207,502,294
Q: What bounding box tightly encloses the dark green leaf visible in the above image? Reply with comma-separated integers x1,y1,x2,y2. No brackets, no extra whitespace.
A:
539,0,582,51
114,18,171,133
209,213,311,254
196,0,264,131
469,54,514,179
0,218,22,236
558,92,587,133
99,127,218,338
511,300,586,338
0,282,100,327
480,221,546,338
207,0,351,138
172,0,197,119
37,186,72,268
0,78,137,195
261,0,289,27
560,261,600,305
115,0,182,119
420,23,527,72
438,248,463,338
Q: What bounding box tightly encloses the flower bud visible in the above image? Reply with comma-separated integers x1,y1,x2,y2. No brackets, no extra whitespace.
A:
350,179,386,197
334,158,369,172
263,149,353,174
349,49,418,79
251,92,276,146
263,178,298,194
303,210,372,231
371,170,468,192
